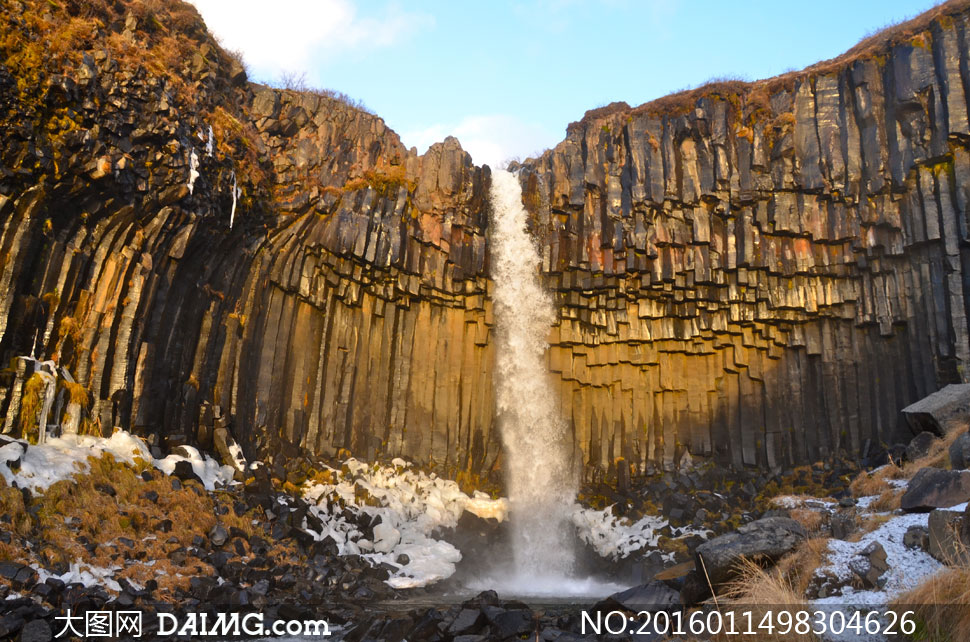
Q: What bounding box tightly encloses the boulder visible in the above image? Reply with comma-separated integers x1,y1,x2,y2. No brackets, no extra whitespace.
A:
848,542,888,589
904,525,929,551
905,431,940,462
902,384,970,436
830,511,856,540
598,580,681,613
950,431,970,469
694,516,806,588
927,509,969,563
900,467,970,512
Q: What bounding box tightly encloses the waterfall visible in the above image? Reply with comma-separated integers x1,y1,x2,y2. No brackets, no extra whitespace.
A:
488,169,577,587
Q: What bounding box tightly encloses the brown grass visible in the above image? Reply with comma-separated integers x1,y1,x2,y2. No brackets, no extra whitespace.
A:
565,0,970,141
789,508,825,535
775,537,832,597
711,556,820,642
893,537,970,640
0,452,271,600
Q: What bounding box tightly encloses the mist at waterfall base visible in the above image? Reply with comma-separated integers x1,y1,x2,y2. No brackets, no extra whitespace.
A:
461,169,625,599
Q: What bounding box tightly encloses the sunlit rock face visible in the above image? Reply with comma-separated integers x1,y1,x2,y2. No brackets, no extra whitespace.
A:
3,0,970,480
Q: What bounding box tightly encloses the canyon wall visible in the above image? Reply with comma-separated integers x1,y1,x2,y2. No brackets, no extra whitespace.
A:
2,0,970,480
519,8,970,473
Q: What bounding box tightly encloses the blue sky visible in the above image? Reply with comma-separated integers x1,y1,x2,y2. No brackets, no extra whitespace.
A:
190,0,941,167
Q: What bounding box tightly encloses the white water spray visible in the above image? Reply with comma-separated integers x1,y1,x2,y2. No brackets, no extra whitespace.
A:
487,169,578,591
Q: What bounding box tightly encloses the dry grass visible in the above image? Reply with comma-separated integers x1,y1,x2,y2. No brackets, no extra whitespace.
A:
892,537,970,640
709,556,820,642
789,508,825,535
775,537,832,597
0,452,282,600
848,514,892,542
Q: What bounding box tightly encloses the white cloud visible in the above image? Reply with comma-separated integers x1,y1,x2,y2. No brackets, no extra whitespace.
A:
401,114,561,169
189,0,432,80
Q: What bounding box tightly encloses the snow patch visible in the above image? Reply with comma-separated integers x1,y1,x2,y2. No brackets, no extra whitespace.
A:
572,505,710,561
0,430,233,493
302,458,506,589
814,511,943,605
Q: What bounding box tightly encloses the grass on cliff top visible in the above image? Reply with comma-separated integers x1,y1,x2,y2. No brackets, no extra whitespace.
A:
570,0,970,129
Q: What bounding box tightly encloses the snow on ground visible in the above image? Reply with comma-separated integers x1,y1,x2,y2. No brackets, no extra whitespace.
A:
32,561,125,593
302,458,507,589
0,430,235,492
814,511,943,605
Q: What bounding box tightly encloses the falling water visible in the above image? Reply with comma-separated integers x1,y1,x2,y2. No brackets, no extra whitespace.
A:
487,169,578,591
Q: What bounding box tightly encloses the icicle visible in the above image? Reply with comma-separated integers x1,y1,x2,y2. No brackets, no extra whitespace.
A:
206,124,214,157
229,171,238,229
29,329,38,359
187,149,200,194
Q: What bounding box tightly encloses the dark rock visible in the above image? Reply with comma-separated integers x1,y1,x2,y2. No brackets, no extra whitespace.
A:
904,525,929,551
171,460,202,485
93,482,117,497
484,606,533,638
902,384,970,436
901,467,970,512
694,516,806,588
140,490,159,503
905,431,940,462
848,541,888,588
209,523,228,547
830,511,856,540
599,580,681,613
19,618,52,642
927,509,969,563
950,431,970,470
448,608,485,635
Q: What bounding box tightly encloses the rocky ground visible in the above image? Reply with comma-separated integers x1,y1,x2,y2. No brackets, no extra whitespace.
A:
0,390,969,641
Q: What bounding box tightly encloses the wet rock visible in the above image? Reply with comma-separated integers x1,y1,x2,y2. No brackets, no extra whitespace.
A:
694,516,806,588
447,608,485,636
901,467,970,512
599,580,681,613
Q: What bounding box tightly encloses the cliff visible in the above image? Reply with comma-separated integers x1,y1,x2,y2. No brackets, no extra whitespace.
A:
2,0,970,481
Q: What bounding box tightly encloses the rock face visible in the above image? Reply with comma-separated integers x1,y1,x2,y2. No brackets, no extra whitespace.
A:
3,0,970,479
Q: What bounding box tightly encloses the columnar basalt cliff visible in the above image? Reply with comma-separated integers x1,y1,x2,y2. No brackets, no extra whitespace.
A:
3,0,970,482
517,3,970,474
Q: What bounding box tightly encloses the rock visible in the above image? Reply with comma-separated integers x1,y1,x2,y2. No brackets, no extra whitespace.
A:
19,619,52,642
171,460,203,485
927,509,969,563
901,467,970,512
830,511,856,540
902,384,970,436
140,490,159,503
447,608,484,636
904,525,929,551
483,606,533,638
950,431,970,469
849,542,888,589
209,523,228,547
599,580,681,613
905,431,940,462
694,517,806,588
